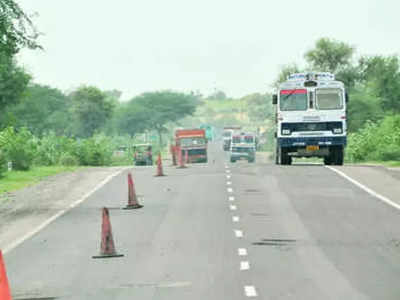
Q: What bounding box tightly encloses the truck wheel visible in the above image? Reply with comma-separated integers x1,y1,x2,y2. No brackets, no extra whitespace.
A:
275,147,280,165
280,148,291,165
333,146,344,165
324,156,332,165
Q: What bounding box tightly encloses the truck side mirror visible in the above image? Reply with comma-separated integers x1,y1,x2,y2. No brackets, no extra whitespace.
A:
272,94,278,105
345,92,349,103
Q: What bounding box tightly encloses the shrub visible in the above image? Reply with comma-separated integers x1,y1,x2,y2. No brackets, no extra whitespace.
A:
75,134,113,166
58,152,79,166
1,127,36,170
346,115,400,162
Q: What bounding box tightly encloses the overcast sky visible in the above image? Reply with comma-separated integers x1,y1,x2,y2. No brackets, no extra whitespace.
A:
17,0,400,100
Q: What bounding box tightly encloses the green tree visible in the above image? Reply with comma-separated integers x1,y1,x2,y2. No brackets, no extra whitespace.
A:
304,38,355,73
70,86,115,138
358,55,400,113
0,0,41,55
0,52,31,114
272,63,301,88
2,84,72,135
347,86,384,132
120,91,198,145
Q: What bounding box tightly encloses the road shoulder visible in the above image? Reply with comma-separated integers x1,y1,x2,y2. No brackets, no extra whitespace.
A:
328,165,400,209
0,166,128,253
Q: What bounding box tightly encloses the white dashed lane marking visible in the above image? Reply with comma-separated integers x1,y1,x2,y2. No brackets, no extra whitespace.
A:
229,196,235,201
226,175,231,179
227,181,232,185
227,187,233,193
234,230,243,238
238,248,248,256
244,286,258,297
229,205,237,211
232,216,240,222
226,170,231,174
240,261,250,270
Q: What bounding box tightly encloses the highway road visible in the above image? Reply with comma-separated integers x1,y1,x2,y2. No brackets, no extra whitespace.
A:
3,143,400,299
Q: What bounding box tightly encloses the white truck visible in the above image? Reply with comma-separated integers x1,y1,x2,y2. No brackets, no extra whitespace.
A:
272,72,348,165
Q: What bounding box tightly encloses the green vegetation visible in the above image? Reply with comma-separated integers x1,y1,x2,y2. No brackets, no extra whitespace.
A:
0,166,78,195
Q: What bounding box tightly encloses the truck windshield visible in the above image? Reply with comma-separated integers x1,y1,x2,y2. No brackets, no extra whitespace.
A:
280,89,308,111
244,136,254,143
180,137,206,147
316,88,343,110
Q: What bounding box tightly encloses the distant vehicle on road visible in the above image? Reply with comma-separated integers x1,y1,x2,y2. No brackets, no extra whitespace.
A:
230,143,256,163
174,129,208,163
133,144,153,166
222,126,241,151
272,72,348,165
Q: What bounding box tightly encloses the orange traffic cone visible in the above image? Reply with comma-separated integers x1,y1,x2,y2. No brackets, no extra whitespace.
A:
123,173,143,209
177,147,187,169
92,208,124,259
0,251,12,300
155,153,165,177
171,145,177,166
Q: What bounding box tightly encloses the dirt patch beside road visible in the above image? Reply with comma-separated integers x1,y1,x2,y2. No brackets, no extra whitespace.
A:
0,166,129,253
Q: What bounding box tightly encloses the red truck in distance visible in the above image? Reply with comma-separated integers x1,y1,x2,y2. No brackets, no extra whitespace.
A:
173,129,208,163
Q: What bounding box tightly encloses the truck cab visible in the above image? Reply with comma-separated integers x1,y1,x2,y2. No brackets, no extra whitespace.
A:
175,129,208,163
272,72,348,165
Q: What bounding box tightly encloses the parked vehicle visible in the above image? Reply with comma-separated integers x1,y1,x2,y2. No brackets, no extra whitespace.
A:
133,144,153,166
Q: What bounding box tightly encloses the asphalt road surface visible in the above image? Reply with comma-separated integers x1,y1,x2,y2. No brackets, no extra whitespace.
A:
4,143,400,299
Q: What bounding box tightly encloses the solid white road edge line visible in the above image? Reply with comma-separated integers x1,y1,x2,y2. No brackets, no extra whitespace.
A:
326,166,400,211
244,286,258,297
3,167,129,254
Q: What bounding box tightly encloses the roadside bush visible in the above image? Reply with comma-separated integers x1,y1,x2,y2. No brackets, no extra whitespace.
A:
1,127,36,170
75,134,113,166
58,152,79,166
35,132,79,166
346,115,400,162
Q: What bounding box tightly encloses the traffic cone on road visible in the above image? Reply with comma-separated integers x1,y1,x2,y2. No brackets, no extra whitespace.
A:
155,153,165,177
176,148,187,169
171,145,177,166
123,173,143,209
92,208,124,259
0,251,12,300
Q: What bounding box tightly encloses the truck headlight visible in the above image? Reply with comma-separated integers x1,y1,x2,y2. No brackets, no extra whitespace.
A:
333,128,342,134
282,129,291,135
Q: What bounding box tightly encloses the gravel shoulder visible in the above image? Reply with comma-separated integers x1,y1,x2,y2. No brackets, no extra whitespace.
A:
0,166,129,252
